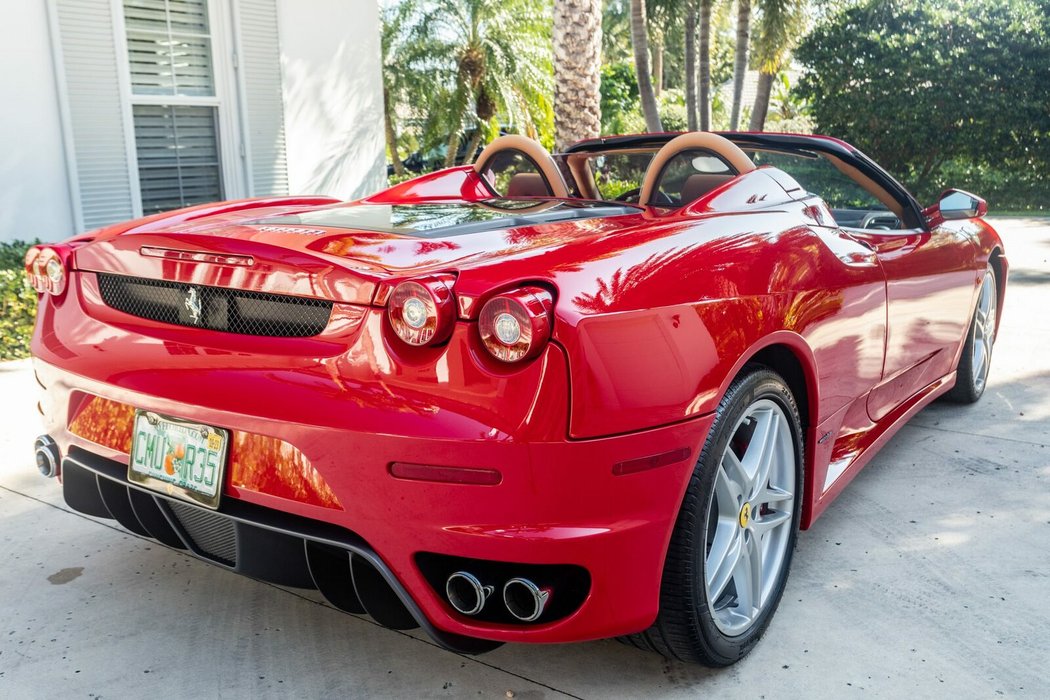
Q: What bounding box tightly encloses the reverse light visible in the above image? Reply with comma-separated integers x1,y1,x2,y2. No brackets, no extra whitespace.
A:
387,277,455,346
25,246,68,296
478,287,553,363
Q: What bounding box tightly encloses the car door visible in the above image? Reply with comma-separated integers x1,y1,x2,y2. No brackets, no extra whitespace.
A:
748,144,980,420
846,222,978,420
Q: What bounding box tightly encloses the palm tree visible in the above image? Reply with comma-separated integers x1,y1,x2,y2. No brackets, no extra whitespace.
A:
408,0,554,167
748,0,807,131
685,3,698,129
553,0,604,150
729,0,752,130
698,0,714,130
682,0,717,131
381,2,419,176
629,0,664,132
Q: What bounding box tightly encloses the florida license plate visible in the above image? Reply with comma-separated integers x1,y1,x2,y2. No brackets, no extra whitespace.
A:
128,410,229,509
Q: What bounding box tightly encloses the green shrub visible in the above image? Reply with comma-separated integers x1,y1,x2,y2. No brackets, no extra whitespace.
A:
0,240,39,361
0,240,38,270
0,269,37,361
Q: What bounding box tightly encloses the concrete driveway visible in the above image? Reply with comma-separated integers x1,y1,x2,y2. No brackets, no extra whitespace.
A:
1,218,1047,698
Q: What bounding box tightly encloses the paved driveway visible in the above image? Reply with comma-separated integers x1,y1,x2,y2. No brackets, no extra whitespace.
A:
1,218,1047,698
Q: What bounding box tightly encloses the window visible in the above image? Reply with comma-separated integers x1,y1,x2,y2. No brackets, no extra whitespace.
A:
132,105,223,213
651,149,734,207
587,152,653,201
123,0,223,214
478,150,552,198
747,149,903,229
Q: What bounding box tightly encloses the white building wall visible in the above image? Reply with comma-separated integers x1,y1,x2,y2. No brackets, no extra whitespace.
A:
0,1,75,243
0,0,384,245
276,0,386,200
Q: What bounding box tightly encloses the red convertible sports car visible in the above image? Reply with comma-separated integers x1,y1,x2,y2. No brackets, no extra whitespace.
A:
28,131,1005,666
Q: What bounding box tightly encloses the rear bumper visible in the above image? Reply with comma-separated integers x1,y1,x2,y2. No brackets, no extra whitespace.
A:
32,280,714,644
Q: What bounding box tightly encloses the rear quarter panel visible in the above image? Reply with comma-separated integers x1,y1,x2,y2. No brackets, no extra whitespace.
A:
540,200,888,439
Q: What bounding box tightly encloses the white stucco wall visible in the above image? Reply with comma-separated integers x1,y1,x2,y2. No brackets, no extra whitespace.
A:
276,0,386,200
0,1,76,243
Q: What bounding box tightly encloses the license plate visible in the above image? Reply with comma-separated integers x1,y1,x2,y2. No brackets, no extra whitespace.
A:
128,410,229,509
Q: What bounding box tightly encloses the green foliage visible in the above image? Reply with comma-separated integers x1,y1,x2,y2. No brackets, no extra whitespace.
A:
763,72,815,133
795,0,1050,207
752,0,808,73
385,0,554,165
387,171,418,187
933,159,1050,213
0,240,37,269
600,61,640,134
0,240,39,361
656,89,689,132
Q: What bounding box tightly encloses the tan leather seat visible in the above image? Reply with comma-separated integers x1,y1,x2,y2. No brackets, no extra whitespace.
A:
680,173,735,204
473,135,570,199
639,132,755,207
506,172,550,198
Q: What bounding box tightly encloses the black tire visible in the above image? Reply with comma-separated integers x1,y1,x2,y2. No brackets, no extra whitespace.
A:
945,265,997,404
621,365,804,666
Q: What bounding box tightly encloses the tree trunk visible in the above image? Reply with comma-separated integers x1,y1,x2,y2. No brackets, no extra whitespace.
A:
729,0,751,131
464,128,484,164
383,89,405,176
630,0,664,133
444,130,462,168
652,26,664,97
749,70,775,131
444,80,472,168
685,7,697,131
698,0,712,131
553,0,604,151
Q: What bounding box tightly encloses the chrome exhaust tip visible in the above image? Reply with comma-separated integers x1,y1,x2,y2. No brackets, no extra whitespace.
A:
503,578,551,622
445,571,493,616
34,435,60,478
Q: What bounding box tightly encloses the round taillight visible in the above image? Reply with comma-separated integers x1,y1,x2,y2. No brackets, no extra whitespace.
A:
387,278,455,346
478,287,553,363
25,247,67,296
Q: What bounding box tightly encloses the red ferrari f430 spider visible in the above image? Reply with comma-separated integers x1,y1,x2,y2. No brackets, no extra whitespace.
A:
28,131,1005,665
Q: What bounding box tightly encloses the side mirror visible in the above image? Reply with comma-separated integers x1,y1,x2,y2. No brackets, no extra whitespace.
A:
935,189,987,221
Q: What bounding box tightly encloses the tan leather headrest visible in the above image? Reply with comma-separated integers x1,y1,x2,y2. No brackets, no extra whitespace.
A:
639,132,755,207
473,135,569,198
506,173,549,198
681,173,734,204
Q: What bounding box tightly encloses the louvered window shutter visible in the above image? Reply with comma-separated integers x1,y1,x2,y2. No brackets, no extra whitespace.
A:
238,0,288,196
53,0,136,230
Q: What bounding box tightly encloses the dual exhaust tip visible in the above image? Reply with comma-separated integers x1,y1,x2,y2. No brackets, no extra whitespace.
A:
445,571,551,622
35,436,60,478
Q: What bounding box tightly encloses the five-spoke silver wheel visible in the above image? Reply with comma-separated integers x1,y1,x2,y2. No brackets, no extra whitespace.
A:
971,271,997,393
704,399,796,636
628,367,802,665
948,266,998,404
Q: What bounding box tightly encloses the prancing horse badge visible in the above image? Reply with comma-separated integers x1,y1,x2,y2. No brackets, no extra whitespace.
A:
184,287,203,325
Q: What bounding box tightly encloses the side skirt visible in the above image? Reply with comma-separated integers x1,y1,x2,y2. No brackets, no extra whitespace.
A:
803,371,955,527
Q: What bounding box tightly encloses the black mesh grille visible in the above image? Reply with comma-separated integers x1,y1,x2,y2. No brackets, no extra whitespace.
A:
96,273,332,337
169,501,237,566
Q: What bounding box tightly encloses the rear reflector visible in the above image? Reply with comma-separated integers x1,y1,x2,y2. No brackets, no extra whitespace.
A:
389,462,502,486
612,447,692,476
